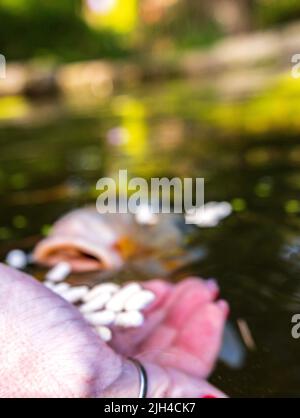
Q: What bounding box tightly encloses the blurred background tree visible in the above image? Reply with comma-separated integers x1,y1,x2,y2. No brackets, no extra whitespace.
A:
207,0,254,33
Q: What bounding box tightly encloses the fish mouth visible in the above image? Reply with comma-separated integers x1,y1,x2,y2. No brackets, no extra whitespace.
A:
33,237,124,273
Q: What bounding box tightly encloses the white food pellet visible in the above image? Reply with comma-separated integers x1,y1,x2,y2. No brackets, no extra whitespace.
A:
96,326,112,342
50,282,71,296
44,281,55,289
84,310,116,326
124,290,155,311
82,283,120,303
45,262,71,283
61,286,89,303
80,292,112,314
185,202,232,228
115,311,144,328
105,283,142,312
6,250,27,270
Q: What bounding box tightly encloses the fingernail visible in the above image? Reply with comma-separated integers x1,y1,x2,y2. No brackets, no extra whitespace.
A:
217,300,230,318
206,279,219,297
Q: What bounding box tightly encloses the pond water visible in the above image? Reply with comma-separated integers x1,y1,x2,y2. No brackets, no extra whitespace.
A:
1,78,300,397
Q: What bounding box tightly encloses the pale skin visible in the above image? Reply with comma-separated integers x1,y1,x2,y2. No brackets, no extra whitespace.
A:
0,264,228,398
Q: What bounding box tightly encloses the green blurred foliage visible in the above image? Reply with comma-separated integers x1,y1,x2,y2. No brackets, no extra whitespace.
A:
255,0,300,26
206,74,300,135
144,15,222,51
0,0,129,62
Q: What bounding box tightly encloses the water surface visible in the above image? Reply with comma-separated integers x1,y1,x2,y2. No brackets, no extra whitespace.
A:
1,79,300,397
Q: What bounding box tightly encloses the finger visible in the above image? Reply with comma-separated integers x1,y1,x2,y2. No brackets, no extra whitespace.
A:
143,279,174,314
163,278,219,328
135,278,220,353
158,300,229,378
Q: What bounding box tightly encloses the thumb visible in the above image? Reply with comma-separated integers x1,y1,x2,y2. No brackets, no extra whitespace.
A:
101,359,226,398
0,264,122,398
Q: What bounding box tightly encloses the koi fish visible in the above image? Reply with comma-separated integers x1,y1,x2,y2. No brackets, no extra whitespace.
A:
33,207,195,274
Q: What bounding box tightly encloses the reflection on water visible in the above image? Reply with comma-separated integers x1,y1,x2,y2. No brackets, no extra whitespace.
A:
1,78,300,396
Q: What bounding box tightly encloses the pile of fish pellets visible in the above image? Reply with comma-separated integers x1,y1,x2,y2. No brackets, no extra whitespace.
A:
5,251,155,343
